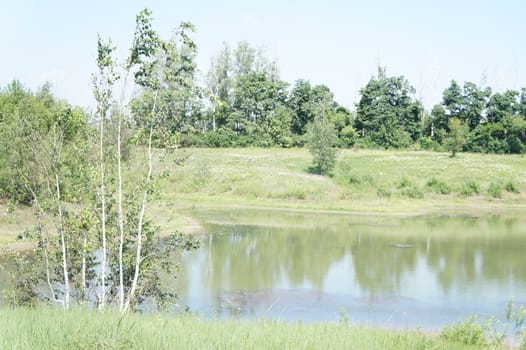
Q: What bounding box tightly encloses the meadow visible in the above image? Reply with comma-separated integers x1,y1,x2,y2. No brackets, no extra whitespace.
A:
155,148,526,220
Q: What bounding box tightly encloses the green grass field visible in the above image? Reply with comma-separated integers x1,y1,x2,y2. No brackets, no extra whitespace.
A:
0,307,484,350
155,148,526,219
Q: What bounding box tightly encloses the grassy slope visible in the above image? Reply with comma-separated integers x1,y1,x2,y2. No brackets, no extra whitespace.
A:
0,307,480,350
156,148,526,220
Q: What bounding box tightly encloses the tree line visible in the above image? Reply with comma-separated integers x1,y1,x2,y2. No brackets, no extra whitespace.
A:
2,27,526,156
129,40,526,155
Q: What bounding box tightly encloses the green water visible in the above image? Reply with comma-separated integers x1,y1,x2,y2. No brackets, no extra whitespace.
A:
177,208,526,329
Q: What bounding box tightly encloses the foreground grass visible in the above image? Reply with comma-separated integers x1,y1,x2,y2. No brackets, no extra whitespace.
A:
0,307,481,350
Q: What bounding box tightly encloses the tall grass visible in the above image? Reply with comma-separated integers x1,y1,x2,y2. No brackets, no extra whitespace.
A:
0,307,482,350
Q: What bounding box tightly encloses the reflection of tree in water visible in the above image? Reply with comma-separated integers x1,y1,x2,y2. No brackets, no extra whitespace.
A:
203,224,352,294
425,237,478,292
423,216,526,292
350,232,420,298
191,211,526,312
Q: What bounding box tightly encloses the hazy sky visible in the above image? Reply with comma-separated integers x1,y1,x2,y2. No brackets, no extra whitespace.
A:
2,0,525,110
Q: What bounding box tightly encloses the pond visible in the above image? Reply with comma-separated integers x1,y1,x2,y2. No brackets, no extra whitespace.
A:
176,208,526,330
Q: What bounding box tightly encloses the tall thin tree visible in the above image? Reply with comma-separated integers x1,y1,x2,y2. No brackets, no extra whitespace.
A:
92,36,119,309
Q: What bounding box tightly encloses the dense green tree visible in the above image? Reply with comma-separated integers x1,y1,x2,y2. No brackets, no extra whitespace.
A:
0,80,93,307
355,68,423,148
288,80,314,135
329,106,355,147
224,72,289,146
288,80,339,136
486,90,520,123
430,82,526,154
440,81,491,131
201,41,285,146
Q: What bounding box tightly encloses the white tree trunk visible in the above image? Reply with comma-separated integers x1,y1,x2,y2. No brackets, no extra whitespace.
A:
117,75,130,312
31,190,56,302
99,102,107,310
123,91,158,313
55,173,70,308
117,106,125,312
81,228,87,302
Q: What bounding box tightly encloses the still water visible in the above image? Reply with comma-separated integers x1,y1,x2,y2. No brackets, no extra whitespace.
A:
177,208,526,329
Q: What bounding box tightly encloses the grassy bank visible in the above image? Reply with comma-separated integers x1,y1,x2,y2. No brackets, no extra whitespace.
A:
156,148,526,217
0,307,483,350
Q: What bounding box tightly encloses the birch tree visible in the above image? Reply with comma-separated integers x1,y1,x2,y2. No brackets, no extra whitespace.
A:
92,35,119,309
92,9,199,313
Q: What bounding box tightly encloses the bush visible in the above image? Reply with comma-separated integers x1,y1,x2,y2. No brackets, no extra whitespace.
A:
460,181,480,196
197,129,236,147
361,175,375,186
505,181,520,194
418,136,441,151
396,177,412,189
402,186,424,199
376,187,392,199
340,125,358,147
426,177,452,195
487,182,502,199
440,316,489,347
274,188,306,200
348,174,361,185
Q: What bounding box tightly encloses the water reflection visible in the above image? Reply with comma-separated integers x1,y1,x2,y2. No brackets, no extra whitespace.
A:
178,210,526,328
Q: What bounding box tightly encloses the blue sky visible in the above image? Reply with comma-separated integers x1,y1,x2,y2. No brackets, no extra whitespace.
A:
2,0,525,110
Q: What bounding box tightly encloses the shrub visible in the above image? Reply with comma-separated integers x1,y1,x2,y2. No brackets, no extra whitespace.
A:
376,187,392,199
460,181,480,196
505,181,520,194
440,316,489,347
340,125,358,148
285,188,306,200
426,177,452,195
506,301,526,348
402,186,424,199
487,182,502,199
348,174,362,185
197,129,235,147
361,175,375,186
396,177,412,189
418,136,440,151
